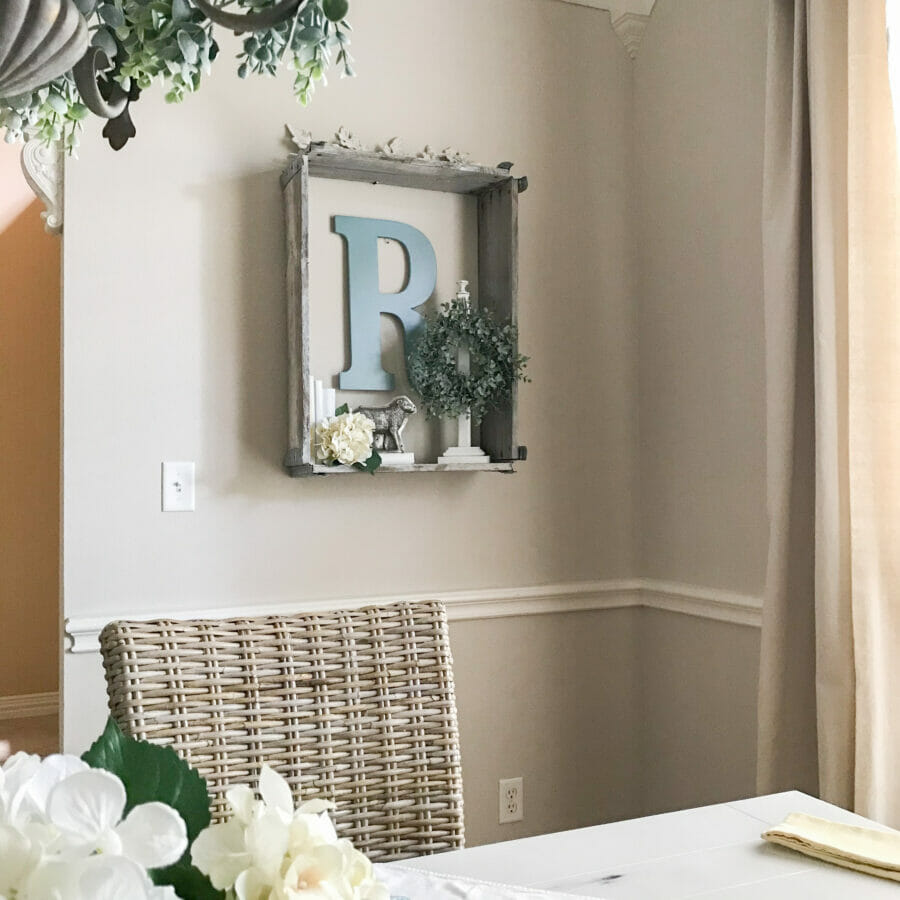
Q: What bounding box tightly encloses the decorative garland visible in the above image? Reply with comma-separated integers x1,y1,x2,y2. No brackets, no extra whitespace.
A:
0,0,353,153
407,299,529,422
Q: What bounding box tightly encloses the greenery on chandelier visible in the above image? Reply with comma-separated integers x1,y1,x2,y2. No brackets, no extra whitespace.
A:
0,0,353,152
407,298,530,423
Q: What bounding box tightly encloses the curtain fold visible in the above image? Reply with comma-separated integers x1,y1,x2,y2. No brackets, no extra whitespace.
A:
758,0,819,800
759,0,900,825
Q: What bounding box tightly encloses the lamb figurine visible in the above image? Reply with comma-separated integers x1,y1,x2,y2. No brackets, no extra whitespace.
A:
355,396,417,453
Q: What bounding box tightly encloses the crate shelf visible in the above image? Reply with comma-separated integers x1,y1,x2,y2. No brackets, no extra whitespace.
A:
281,144,525,477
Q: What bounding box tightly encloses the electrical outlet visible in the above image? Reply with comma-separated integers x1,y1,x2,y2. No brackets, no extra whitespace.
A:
499,776,524,824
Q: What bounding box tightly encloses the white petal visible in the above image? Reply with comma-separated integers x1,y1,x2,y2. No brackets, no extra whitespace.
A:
226,785,259,826
46,769,126,840
295,799,335,815
25,755,89,814
78,855,153,900
1,753,41,823
20,858,75,900
259,765,294,818
245,810,289,880
117,802,188,869
0,824,38,892
191,820,252,890
235,866,270,900
149,888,181,900
149,887,181,900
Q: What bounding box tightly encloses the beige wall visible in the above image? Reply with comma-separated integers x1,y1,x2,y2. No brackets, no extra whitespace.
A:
60,0,771,844
639,609,760,816
631,0,769,814
62,0,638,843
0,142,60,699
635,0,770,595
454,610,641,846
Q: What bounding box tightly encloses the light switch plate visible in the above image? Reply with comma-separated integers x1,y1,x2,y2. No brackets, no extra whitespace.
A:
162,461,195,512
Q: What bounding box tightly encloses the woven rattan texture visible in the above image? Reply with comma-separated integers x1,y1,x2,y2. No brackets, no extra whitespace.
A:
99,601,464,861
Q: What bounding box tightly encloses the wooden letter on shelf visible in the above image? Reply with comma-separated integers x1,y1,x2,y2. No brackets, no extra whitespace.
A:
334,215,437,391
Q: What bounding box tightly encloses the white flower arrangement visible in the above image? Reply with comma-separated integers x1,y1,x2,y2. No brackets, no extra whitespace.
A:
191,765,389,900
0,721,394,900
314,408,382,473
0,751,187,899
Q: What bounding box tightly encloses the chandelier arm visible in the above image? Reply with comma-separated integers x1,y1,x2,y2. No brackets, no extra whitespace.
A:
72,47,128,119
190,0,309,35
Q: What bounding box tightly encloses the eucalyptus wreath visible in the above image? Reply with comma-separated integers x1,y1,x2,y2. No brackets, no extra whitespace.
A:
407,299,530,423
0,0,353,153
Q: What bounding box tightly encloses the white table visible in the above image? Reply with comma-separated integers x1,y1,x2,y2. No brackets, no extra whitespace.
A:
403,791,899,898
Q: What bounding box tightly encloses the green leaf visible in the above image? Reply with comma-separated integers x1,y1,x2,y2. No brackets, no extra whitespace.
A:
46,93,68,114
297,26,326,44
92,27,118,57
334,403,349,416
178,31,199,65
323,0,350,22
154,858,225,900
172,0,192,21
82,718,221,898
99,4,126,28
360,450,382,475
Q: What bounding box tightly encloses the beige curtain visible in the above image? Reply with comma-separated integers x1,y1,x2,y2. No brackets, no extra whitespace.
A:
759,0,900,825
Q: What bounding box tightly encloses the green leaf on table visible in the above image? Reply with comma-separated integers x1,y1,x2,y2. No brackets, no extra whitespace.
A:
82,718,223,899
334,403,350,416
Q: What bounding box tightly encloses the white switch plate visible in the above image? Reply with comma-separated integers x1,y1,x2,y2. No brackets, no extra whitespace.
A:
161,462,195,512
499,776,524,824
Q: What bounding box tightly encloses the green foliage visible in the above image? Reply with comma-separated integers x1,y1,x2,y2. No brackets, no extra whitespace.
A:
0,75,88,153
353,449,381,475
105,0,218,104
407,299,530,422
0,0,354,150
238,1,353,107
83,718,223,900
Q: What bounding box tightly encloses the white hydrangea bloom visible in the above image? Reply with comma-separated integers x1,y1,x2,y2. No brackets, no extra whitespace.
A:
192,765,389,900
0,752,187,900
314,413,375,467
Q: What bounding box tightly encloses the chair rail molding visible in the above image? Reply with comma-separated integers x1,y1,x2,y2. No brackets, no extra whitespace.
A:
20,140,64,235
0,691,59,721
65,578,762,654
551,0,656,59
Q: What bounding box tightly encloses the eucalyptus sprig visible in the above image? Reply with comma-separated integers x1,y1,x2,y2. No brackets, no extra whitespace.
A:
407,299,530,422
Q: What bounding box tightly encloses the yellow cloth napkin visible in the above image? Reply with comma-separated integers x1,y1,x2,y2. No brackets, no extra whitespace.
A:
763,812,900,882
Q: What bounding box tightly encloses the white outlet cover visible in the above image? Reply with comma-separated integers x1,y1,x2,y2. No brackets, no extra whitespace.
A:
499,776,524,824
162,461,195,512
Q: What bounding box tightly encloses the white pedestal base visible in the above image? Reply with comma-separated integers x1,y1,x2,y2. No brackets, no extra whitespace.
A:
378,452,416,467
438,446,490,465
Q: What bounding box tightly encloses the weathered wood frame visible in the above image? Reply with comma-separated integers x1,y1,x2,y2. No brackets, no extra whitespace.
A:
281,145,525,477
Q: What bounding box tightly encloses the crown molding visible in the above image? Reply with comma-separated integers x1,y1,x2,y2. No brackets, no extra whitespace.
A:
64,578,761,654
552,0,656,59
20,140,64,235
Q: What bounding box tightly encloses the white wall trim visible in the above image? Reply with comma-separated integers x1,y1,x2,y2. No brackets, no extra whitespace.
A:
641,581,764,629
65,579,762,655
0,692,60,721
